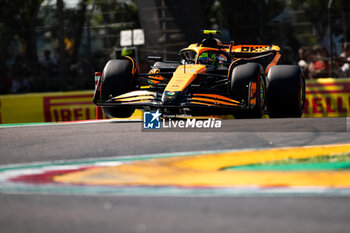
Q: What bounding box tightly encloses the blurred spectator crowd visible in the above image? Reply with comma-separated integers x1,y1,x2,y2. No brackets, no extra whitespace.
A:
0,49,94,95
1,42,350,95
297,42,350,79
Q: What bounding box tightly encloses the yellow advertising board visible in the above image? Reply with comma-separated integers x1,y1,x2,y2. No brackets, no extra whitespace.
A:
0,91,141,124
0,91,95,124
0,78,349,124
303,78,350,117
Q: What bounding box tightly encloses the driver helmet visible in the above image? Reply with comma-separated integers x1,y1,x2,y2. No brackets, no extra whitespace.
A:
198,52,216,65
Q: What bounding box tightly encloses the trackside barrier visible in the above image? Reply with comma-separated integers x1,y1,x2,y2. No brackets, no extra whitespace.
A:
0,91,95,124
0,78,349,124
0,91,142,124
303,78,350,117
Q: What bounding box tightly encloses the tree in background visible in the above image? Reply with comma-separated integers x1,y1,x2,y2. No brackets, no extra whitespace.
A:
72,0,89,63
1,0,349,94
290,0,350,52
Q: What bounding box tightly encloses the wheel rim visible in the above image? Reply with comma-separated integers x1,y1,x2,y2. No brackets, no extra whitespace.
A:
258,75,266,109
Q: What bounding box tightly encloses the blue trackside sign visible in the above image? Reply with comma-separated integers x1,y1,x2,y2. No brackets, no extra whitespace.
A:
143,110,161,129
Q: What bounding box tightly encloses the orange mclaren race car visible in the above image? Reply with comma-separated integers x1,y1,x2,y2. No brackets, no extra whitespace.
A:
93,30,305,118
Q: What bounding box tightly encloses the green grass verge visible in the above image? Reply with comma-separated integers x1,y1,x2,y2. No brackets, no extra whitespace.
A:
224,153,350,171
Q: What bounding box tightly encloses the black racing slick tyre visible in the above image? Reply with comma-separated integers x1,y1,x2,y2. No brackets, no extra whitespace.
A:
101,59,135,118
266,65,305,118
230,63,266,119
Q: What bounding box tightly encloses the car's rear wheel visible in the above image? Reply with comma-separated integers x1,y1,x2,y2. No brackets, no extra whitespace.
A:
230,63,266,119
266,65,305,118
101,59,135,118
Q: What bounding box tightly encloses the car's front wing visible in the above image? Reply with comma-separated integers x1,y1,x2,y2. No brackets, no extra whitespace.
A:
94,90,247,110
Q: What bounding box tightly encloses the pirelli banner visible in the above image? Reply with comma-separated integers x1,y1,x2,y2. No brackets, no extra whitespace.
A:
0,91,96,124
0,90,141,124
303,78,350,117
0,78,349,124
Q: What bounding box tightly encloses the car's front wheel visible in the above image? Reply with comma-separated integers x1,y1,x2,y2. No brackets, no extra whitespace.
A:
230,63,266,119
100,59,135,118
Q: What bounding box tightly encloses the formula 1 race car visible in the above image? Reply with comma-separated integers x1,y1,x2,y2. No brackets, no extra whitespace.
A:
93,30,305,118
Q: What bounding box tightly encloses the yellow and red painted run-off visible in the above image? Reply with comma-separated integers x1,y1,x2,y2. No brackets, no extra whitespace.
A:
1,143,350,196
54,143,350,188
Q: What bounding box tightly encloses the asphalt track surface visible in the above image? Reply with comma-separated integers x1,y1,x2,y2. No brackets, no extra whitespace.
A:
1,117,350,233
